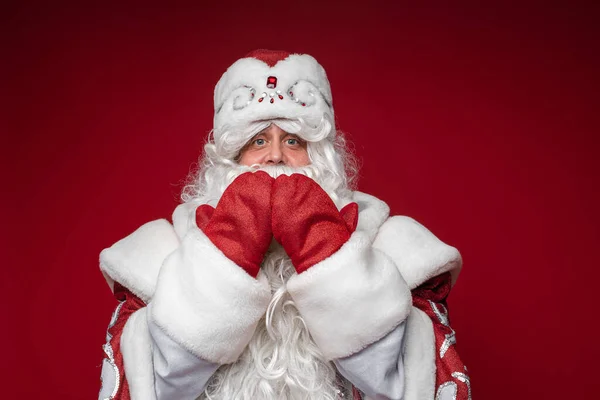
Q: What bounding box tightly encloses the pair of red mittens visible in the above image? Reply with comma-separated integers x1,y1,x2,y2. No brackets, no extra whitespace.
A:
196,172,358,277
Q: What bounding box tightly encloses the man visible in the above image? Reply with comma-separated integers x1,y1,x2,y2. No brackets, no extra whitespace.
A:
98,49,470,400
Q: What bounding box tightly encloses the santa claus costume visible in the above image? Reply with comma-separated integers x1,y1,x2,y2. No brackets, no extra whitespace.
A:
98,50,470,400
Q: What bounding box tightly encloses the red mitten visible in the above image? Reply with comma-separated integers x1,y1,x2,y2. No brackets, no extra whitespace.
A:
195,171,274,277
271,174,359,274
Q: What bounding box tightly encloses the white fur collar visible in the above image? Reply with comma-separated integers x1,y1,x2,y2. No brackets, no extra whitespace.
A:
349,191,462,289
351,191,391,241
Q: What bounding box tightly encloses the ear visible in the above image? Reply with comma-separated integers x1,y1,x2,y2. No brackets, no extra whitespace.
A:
195,204,215,231
340,202,359,233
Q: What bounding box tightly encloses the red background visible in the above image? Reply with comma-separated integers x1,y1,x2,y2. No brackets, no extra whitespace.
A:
4,1,599,398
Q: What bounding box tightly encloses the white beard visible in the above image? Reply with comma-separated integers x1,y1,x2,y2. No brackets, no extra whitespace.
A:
192,163,353,400
198,247,342,400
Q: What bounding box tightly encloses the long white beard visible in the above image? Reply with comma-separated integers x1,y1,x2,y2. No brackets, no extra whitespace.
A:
192,163,353,400
199,247,342,400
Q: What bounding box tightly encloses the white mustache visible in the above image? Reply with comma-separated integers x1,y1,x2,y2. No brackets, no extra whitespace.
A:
219,163,325,193
196,162,347,210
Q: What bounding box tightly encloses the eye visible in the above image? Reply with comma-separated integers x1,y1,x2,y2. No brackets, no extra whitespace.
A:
286,138,300,146
254,138,266,146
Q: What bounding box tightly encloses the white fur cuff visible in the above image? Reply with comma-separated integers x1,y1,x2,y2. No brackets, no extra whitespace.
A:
100,219,180,302
150,227,271,364
287,231,412,360
372,216,462,289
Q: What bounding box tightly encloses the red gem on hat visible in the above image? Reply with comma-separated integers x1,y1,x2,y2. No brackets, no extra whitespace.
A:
266,76,277,89
258,97,264,103
270,98,274,103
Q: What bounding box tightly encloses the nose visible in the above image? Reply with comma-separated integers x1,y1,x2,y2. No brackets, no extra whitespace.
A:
266,141,284,164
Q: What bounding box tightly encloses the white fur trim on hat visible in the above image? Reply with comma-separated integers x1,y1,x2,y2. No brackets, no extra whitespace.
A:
213,53,333,136
286,231,412,360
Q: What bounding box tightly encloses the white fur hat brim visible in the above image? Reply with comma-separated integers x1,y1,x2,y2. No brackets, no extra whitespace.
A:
213,53,334,138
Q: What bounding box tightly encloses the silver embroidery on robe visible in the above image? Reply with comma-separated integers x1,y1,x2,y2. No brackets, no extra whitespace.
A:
428,300,457,358
99,300,125,400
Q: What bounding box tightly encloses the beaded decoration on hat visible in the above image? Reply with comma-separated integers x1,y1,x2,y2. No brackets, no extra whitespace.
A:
213,49,334,138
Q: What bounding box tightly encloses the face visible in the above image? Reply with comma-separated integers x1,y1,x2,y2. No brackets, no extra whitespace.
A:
237,124,310,167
